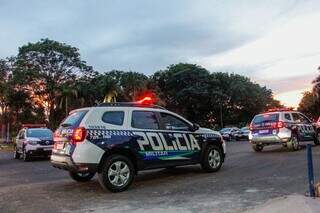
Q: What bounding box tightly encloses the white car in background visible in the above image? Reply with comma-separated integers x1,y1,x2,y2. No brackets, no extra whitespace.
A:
14,124,54,161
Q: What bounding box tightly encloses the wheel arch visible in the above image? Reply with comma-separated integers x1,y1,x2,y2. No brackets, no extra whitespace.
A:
201,138,225,162
98,148,138,174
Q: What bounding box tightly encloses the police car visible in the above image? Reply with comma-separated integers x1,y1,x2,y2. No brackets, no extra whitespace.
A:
249,108,320,152
51,98,226,192
14,124,54,161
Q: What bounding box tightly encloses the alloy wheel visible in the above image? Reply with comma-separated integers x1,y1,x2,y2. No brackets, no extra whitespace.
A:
107,161,130,187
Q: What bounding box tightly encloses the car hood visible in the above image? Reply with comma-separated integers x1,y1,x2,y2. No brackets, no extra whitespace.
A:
26,137,41,141
26,137,52,141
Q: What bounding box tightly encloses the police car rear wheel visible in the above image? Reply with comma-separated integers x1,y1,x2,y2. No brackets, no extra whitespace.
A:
288,134,299,151
201,145,222,172
69,171,95,182
252,144,263,152
98,155,134,192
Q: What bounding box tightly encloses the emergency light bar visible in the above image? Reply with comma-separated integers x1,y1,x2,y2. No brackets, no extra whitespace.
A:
266,107,295,112
22,124,46,128
137,96,153,104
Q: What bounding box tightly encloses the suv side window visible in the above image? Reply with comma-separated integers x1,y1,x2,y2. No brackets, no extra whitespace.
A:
132,111,159,130
292,113,301,123
102,111,124,126
299,113,311,124
284,113,292,121
159,112,190,131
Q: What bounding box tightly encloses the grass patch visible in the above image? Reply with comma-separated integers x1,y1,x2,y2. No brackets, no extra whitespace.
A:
0,143,14,152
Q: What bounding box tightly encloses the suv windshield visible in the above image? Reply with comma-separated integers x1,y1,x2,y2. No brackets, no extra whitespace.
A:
241,127,249,132
61,110,88,127
220,128,232,132
27,129,52,138
252,113,279,124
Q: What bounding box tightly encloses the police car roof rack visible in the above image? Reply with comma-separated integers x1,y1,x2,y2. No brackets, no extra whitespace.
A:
98,102,166,110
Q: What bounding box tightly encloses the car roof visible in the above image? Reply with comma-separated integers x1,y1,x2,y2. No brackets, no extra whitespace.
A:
70,105,193,126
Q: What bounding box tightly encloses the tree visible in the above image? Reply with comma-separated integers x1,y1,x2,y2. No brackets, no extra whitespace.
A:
152,63,281,128
298,92,320,120
13,38,94,127
297,68,320,120
152,63,212,125
0,57,46,135
119,71,149,101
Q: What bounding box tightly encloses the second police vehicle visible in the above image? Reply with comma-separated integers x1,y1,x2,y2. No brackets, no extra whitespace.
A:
249,108,320,152
51,97,226,192
14,124,54,161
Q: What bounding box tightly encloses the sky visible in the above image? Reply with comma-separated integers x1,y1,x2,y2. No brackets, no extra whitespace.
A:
0,0,319,107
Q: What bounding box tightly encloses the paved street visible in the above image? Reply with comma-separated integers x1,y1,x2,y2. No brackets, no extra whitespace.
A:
0,142,319,213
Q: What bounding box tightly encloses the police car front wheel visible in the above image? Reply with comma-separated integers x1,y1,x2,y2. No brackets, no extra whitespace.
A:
69,171,96,182
98,155,135,192
201,145,223,172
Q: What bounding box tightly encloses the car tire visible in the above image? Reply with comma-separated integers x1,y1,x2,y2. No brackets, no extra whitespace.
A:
287,134,299,151
22,148,30,161
69,171,95,182
201,145,223,172
314,131,320,146
98,155,135,192
252,144,263,152
14,147,20,159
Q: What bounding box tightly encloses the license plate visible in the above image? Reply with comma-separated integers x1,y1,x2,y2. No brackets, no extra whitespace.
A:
259,130,269,134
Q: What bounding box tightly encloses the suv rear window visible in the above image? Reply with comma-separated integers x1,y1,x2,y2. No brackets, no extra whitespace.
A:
60,110,88,127
252,113,279,124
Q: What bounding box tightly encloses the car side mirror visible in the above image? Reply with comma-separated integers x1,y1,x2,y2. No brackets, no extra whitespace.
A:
191,123,200,132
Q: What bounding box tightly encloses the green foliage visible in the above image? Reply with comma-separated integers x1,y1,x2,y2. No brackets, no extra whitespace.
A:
13,38,94,128
298,91,320,120
1,39,283,133
297,69,320,120
152,63,281,127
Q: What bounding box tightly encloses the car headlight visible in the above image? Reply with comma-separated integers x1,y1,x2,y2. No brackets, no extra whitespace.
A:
27,140,38,145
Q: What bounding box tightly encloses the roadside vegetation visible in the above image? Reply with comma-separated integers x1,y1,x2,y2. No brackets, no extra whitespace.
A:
1,38,318,136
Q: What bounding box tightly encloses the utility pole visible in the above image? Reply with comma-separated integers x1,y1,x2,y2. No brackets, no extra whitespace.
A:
6,123,9,143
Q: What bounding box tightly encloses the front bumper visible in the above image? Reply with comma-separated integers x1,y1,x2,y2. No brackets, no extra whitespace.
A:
51,153,97,173
26,146,53,156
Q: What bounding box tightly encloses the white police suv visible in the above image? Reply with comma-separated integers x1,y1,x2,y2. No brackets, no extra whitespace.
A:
14,124,54,161
51,100,226,192
249,108,320,152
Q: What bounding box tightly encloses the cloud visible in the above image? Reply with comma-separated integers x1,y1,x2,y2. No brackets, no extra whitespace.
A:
0,0,312,74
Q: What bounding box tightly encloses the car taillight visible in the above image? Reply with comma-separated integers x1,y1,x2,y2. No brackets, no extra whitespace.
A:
71,127,87,144
276,121,285,129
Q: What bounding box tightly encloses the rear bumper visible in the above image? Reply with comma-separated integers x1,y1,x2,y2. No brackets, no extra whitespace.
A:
250,136,290,145
51,153,98,173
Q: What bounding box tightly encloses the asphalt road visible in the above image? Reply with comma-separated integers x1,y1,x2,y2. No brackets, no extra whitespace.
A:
0,141,319,213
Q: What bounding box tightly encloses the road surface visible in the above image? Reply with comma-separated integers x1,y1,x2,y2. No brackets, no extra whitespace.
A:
0,141,319,213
